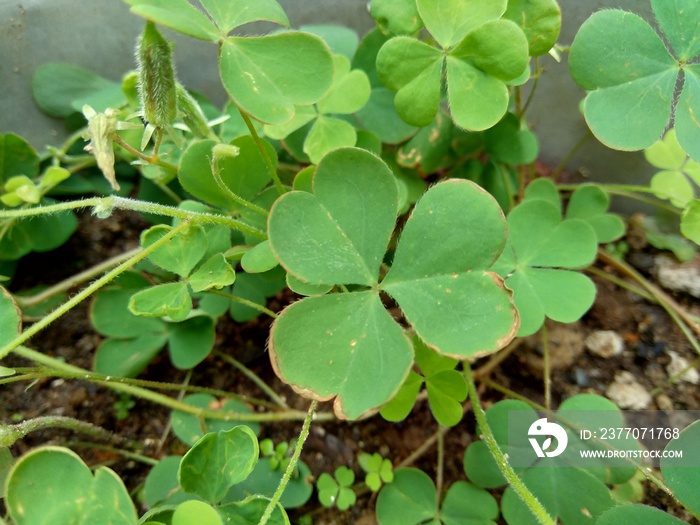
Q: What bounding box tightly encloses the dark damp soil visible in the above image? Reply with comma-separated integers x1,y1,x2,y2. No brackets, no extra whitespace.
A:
2,208,700,525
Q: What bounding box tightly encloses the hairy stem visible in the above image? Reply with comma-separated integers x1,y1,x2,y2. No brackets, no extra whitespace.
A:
238,109,286,195
464,363,555,525
259,400,318,525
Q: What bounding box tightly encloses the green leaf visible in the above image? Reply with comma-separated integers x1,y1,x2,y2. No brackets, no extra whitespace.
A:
645,129,689,170
674,65,700,162
376,468,436,525
91,286,163,338
141,224,208,277
317,473,339,507
128,282,192,321
94,333,168,377
355,87,418,144
485,113,539,165
218,495,289,525
503,0,561,56
198,0,289,35
219,33,333,125
565,185,625,243
447,20,529,130
6,447,137,525
189,254,236,292
144,456,193,507
285,274,332,297
370,0,423,36
681,199,700,243
179,426,259,504
303,116,357,164
440,481,499,525
317,55,371,115
268,148,398,286
167,315,216,369
416,0,507,49
661,420,700,516
376,37,443,127
596,505,687,525
463,400,538,488
501,467,615,525
569,9,682,152
380,370,424,422
224,459,313,509
171,394,260,446
494,199,598,336
0,134,39,184
31,64,125,118
178,136,276,211
651,0,700,62
0,286,21,348
124,0,220,41
299,25,359,60
172,500,223,525
270,291,414,420
382,180,518,358
425,370,467,427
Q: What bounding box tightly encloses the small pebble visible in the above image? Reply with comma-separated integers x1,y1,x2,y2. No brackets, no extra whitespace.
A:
666,351,700,385
655,255,700,298
606,371,652,409
585,330,624,358
655,394,674,411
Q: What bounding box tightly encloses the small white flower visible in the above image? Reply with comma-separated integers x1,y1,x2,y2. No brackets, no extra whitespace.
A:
82,105,120,191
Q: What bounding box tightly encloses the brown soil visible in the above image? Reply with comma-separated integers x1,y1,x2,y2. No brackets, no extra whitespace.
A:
2,208,700,524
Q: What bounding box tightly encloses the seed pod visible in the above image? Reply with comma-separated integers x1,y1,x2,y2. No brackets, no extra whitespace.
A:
176,84,210,138
137,21,177,128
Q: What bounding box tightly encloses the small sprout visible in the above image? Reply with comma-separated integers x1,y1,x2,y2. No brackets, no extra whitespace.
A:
317,467,356,511
358,452,394,492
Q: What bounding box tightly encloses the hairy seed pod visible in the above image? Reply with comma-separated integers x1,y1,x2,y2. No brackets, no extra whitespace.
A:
137,21,177,128
176,84,211,138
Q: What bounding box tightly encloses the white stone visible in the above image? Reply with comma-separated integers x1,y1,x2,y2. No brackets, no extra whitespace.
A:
585,330,624,358
606,371,651,409
655,255,700,298
666,351,700,385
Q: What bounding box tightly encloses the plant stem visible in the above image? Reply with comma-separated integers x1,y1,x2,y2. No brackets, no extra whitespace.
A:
597,249,700,341
215,351,289,409
436,425,445,508
66,441,159,466
15,248,141,308
238,108,286,195
259,400,317,525
464,362,555,525
211,163,269,217
112,133,177,172
209,289,278,318
0,221,189,360
542,323,551,413
0,196,266,239
13,346,334,423
586,266,655,302
0,416,140,449
551,131,592,178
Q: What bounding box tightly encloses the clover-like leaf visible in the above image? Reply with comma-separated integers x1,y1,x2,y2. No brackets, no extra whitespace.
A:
371,0,423,36
0,286,21,348
129,282,192,321
440,481,499,525
377,3,528,130
141,224,208,277
179,426,259,504
224,459,313,509
503,0,561,56
596,505,686,525
269,148,516,419
645,129,700,208
569,3,700,160
493,182,598,336
501,467,615,525
661,420,700,517
5,447,137,525
376,468,437,525
219,33,333,125
189,254,236,292
681,199,700,244
381,180,518,358
565,185,625,243
125,0,220,41
198,0,289,36
265,54,371,163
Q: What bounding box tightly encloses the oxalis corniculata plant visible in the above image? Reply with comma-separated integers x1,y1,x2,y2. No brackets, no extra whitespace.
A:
1,0,700,523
